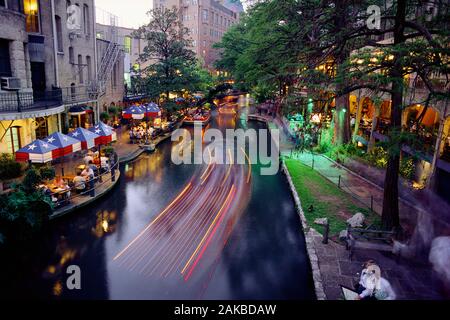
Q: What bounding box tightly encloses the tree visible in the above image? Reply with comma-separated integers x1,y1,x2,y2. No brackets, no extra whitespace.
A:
216,0,450,230
133,7,197,103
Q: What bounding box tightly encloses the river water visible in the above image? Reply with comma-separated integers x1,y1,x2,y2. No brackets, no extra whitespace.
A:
0,101,315,300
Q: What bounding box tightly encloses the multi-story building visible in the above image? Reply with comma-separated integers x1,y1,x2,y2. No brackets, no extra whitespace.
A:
153,0,243,70
96,22,147,102
0,0,123,156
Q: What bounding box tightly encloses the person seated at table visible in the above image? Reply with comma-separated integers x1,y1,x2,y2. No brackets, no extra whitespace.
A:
88,160,99,177
81,164,95,181
41,185,52,197
84,153,94,165
73,172,86,193
100,156,110,172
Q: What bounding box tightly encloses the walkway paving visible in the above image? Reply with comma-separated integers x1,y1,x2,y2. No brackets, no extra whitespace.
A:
311,228,446,300
250,110,449,300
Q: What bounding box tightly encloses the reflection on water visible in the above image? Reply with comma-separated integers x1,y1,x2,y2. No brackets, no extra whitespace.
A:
0,96,315,300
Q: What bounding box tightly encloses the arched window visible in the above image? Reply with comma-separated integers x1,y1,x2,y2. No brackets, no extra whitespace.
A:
86,55,92,82
70,83,76,100
83,4,90,35
69,46,74,64
78,55,83,84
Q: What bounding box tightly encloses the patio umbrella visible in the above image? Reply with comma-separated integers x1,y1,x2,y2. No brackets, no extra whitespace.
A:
142,103,161,118
122,106,145,120
46,132,82,157
89,122,117,145
69,127,100,150
175,97,185,104
15,139,60,163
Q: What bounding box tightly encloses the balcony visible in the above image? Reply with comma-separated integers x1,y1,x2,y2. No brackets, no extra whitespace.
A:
0,90,65,120
60,85,98,106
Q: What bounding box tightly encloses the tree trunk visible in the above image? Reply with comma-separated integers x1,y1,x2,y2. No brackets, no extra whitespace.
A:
333,0,351,145
334,91,351,145
367,102,381,152
381,0,406,231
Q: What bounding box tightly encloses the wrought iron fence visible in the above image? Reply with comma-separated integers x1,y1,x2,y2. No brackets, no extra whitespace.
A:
0,85,99,113
0,90,63,113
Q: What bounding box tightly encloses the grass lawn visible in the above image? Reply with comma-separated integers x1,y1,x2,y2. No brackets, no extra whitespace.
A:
285,158,380,237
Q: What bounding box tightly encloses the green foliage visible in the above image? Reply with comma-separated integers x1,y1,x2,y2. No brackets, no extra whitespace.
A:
253,84,276,103
38,166,55,181
100,111,110,122
133,7,200,102
285,159,379,236
0,154,23,181
0,166,53,246
329,143,365,164
108,106,120,116
364,146,389,169
399,157,415,180
21,167,42,194
0,189,52,245
314,125,334,154
103,146,115,157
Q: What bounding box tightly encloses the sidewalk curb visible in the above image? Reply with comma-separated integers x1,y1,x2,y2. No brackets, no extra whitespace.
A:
282,161,327,300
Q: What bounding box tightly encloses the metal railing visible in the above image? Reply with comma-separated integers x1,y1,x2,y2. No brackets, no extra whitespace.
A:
51,153,120,210
60,85,98,105
288,150,381,215
0,84,102,113
0,90,63,113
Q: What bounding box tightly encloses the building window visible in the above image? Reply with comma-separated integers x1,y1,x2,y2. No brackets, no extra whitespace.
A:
69,46,74,64
192,40,196,47
124,36,131,53
203,40,206,47
23,0,40,33
66,0,71,14
0,39,11,77
83,4,90,35
202,9,208,22
55,15,63,52
86,55,92,82
5,127,21,154
78,54,83,84
35,117,48,140
70,83,76,100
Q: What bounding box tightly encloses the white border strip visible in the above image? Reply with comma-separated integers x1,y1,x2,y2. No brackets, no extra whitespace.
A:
282,161,327,300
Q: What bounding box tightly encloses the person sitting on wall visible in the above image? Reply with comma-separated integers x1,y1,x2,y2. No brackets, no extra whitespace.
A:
356,264,396,300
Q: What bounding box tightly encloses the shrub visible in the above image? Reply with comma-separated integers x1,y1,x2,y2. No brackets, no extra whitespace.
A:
39,166,56,181
400,156,415,180
329,143,365,163
100,111,110,122
21,167,42,194
0,154,23,181
364,146,389,168
103,146,115,157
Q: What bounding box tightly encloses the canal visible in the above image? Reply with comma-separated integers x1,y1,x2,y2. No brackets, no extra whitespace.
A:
0,104,315,300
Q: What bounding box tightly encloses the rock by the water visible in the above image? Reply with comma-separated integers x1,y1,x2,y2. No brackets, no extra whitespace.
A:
347,212,365,227
314,218,328,226
339,230,348,241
